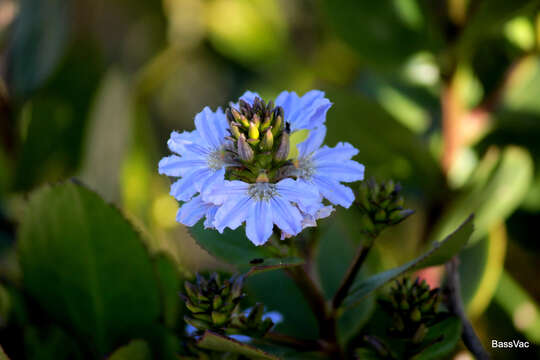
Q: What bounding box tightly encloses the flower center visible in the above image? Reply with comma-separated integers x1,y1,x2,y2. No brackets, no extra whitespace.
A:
207,149,226,170
223,96,294,184
248,182,278,201
294,157,316,180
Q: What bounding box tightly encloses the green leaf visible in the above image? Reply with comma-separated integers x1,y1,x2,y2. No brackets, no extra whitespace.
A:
343,215,474,308
316,219,377,344
413,317,462,360
17,182,162,356
189,222,275,269
430,146,533,246
459,0,539,52
246,257,304,277
7,0,70,98
494,271,540,343
246,270,318,339
108,340,151,360
459,223,507,318
197,331,280,360
23,325,83,360
321,0,438,69
153,254,183,328
0,344,10,360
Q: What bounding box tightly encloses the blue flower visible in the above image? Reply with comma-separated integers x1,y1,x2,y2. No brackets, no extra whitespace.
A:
238,90,332,132
294,125,365,208
203,178,321,245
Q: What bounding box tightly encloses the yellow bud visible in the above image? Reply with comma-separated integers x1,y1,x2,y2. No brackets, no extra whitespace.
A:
249,122,259,140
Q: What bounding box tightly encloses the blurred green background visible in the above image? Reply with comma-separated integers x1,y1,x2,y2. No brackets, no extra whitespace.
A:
0,0,540,358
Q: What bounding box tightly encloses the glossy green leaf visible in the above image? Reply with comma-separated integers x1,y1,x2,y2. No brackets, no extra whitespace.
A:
108,340,151,360
430,146,532,246
197,331,280,360
343,215,474,308
246,257,304,277
189,222,275,269
18,182,162,355
413,317,462,360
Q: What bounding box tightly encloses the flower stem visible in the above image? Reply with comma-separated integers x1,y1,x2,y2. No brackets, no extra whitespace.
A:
263,332,323,351
332,238,374,310
445,257,490,360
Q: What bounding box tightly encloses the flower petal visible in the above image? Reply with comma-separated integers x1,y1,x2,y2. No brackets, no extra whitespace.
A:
170,168,212,201
315,160,365,182
297,125,327,157
312,175,356,208
238,91,261,105
246,200,273,246
168,130,200,155
275,90,300,117
203,180,249,205
271,197,302,236
276,178,320,210
194,106,226,149
284,90,332,131
203,205,218,229
158,155,206,177
176,196,211,226
213,195,251,232
312,142,359,162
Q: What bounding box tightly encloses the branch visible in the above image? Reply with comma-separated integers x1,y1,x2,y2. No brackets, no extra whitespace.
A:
332,241,373,310
445,257,490,360
263,332,322,352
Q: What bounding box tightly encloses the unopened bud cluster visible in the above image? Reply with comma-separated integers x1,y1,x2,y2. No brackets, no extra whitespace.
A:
183,273,245,333
182,273,274,337
225,97,290,183
356,178,414,237
379,277,443,344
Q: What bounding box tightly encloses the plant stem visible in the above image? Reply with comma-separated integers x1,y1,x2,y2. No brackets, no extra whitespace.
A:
445,257,490,360
284,266,342,358
332,239,374,310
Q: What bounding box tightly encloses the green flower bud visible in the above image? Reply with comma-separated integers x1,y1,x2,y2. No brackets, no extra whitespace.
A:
213,295,223,310
271,115,283,137
230,124,242,139
261,115,272,131
248,122,259,140
237,135,254,162
211,311,229,326
274,132,289,162
412,323,428,344
410,308,421,322
261,129,274,151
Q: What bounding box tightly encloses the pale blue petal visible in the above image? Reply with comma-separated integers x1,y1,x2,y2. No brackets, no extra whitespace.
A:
194,106,224,149
270,197,303,236
229,335,252,343
315,160,365,182
203,206,218,229
170,168,211,201
274,91,300,117
276,178,320,210
263,311,283,324
214,107,229,141
168,130,200,155
285,91,332,131
297,125,327,157
176,196,211,226
185,324,197,336
203,180,249,205
312,175,355,208
312,142,359,162
213,195,251,232
196,167,226,193
158,155,206,177
246,200,273,246
238,91,261,105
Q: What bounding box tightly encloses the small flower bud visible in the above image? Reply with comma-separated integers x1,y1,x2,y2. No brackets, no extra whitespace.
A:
211,311,228,326
271,115,283,137
261,115,272,131
237,135,254,162
249,122,259,140
252,114,261,128
261,129,274,151
274,131,289,162
410,308,421,322
230,124,241,139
